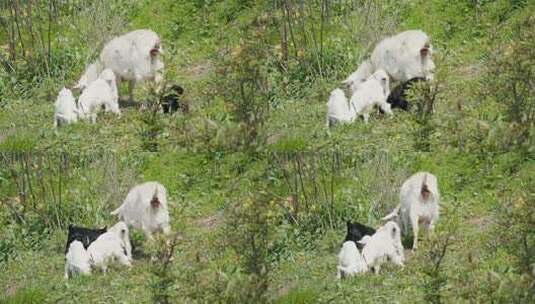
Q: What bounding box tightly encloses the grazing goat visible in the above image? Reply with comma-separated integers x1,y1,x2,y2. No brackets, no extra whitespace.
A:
337,241,368,279
77,69,121,123
358,221,404,273
100,29,164,102
371,30,435,82
382,172,440,250
326,88,355,127
64,241,92,279
343,30,435,94
350,69,392,123
54,87,78,128
87,222,132,273
161,84,185,114
344,221,376,250
111,181,170,240
75,30,164,102
342,59,375,94
64,225,107,254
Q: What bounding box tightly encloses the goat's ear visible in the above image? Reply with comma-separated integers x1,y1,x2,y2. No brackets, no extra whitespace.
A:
358,236,371,245
382,79,388,95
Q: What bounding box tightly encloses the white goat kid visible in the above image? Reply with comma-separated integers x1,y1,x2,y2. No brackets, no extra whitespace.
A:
99,69,120,113
77,69,121,123
337,241,368,279
342,59,374,94
64,240,92,279
74,62,103,92
371,30,436,82
358,221,404,274
382,172,440,250
87,222,132,273
326,88,356,127
53,87,78,128
111,182,170,240
350,69,392,123
105,221,133,261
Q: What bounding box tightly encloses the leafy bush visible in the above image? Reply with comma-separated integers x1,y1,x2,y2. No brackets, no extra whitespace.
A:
483,166,535,303
481,11,535,157
149,235,181,304
214,12,274,147
223,191,275,303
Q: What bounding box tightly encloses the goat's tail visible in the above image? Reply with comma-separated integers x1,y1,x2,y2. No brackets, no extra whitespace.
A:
422,173,428,187
381,204,400,221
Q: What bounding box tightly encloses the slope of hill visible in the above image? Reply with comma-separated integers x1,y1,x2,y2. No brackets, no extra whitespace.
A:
1,1,533,303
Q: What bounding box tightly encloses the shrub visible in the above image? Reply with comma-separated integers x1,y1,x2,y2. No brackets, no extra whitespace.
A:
480,11,535,157
486,166,535,303
149,235,181,304
214,14,274,147
223,192,275,303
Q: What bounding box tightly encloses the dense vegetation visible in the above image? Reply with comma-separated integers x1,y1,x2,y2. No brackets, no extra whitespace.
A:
1,0,533,303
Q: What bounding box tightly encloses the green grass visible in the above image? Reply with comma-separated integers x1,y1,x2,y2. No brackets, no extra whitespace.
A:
1,0,534,303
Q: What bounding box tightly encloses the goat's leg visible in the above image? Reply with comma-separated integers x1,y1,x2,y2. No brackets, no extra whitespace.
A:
411,215,419,250
128,80,135,103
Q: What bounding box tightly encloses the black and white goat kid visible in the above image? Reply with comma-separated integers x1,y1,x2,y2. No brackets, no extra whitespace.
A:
344,221,376,249
65,225,107,254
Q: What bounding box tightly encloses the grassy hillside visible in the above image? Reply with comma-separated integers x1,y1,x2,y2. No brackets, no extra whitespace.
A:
1,0,533,303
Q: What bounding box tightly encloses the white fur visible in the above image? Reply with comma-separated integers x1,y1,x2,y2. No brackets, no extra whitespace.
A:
371,30,435,82
382,172,440,249
64,241,91,279
343,30,435,96
100,29,164,101
74,62,102,92
342,59,374,94
77,69,121,123
111,182,170,240
337,241,368,279
358,221,404,273
326,88,356,127
53,87,78,128
105,221,133,261
87,222,132,273
349,69,392,123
